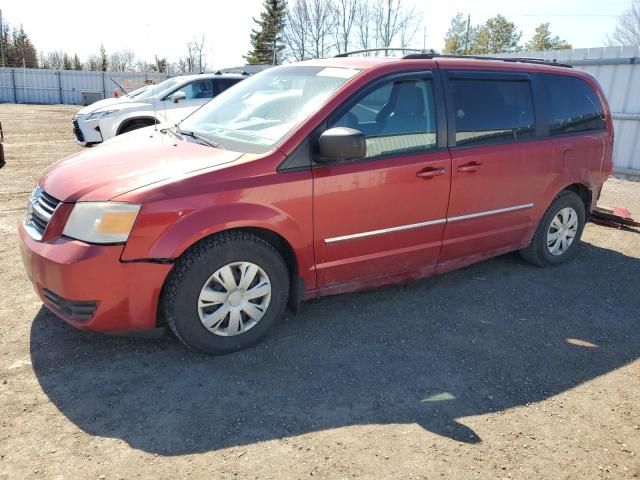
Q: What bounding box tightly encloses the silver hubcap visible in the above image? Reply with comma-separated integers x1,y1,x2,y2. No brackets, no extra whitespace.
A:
547,207,578,256
197,262,271,336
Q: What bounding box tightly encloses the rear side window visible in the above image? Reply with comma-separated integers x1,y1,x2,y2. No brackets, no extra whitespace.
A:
540,74,606,135
215,78,241,94
331,78,437,159
451,79,535,147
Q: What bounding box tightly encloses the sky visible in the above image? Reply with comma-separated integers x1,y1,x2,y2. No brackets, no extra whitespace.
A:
0,0,632,69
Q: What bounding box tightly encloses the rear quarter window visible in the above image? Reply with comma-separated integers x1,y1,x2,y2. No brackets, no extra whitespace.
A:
540,74,606,135
451,78,535,147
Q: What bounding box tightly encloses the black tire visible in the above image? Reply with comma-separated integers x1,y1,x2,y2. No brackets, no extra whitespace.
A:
520,190,586,267
161,231,290,354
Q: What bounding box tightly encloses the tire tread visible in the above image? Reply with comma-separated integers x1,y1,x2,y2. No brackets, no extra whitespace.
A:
160,231,287,352
520,190,585,267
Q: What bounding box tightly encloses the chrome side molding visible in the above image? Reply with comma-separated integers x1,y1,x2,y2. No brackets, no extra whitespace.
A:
324,203,534,244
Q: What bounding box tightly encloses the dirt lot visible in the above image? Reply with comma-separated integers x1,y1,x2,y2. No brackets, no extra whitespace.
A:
0,104,639,479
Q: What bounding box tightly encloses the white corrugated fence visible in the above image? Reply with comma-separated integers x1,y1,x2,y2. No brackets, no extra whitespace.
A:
0,68,171,105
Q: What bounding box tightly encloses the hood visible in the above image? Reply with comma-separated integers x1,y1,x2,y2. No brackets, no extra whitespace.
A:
77,96,135,115
40,128,243,202
92,101,153,115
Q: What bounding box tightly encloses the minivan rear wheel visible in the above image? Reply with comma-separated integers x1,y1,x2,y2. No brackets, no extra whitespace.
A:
161,232,289,354
520,190,586,267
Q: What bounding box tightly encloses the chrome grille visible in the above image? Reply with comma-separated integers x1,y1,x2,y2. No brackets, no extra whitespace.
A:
24,187,61,240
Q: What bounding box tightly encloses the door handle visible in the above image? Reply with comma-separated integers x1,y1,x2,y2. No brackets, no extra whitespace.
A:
416,167,446,179
457,161,482,173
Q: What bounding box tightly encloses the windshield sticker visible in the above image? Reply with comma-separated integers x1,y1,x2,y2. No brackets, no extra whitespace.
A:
317,68,359,79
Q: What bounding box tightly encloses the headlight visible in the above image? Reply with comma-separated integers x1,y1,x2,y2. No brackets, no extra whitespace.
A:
86,108,120,120
63,202,141,244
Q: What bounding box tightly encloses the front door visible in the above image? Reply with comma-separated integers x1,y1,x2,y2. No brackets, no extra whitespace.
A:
313,73,451,288
162,79,214,123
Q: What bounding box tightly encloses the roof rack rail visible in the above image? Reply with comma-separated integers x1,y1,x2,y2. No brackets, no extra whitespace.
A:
334,47,436,58
402,53,572,68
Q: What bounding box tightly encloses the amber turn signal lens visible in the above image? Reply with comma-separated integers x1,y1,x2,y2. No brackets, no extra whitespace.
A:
97,211,138,234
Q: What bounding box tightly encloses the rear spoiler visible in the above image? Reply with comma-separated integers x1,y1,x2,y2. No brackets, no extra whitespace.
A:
0,123,5,169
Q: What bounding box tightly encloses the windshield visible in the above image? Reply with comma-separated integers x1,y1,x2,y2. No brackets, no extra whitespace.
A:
179,66,361,153
136,78,181,101
128,85,148,97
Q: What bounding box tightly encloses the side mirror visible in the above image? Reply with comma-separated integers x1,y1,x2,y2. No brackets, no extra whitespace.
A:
170,91,186,103
316,127,366,163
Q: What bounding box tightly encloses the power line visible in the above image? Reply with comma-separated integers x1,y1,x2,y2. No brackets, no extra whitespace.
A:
513,14,631,17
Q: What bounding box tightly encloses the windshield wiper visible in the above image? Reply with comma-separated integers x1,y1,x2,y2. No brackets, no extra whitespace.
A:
176,127,224,149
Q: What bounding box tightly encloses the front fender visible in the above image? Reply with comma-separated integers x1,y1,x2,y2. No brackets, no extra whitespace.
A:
122,199,316,288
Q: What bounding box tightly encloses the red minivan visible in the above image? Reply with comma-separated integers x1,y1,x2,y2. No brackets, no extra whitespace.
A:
19,54,614,354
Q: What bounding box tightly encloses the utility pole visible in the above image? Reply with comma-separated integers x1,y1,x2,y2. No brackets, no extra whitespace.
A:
464,14,471,55
0,9,5,68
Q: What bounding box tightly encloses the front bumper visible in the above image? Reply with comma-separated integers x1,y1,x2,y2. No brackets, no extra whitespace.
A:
73,115,103,146
18,224,173,333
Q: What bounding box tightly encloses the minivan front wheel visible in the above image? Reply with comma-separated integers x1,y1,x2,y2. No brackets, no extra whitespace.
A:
520,190,586,267
162,232,290,354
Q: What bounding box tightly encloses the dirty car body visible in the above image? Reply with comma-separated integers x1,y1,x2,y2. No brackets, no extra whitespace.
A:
19,55,614,353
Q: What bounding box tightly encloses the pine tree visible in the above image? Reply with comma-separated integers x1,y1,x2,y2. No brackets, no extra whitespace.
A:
472,15,521,54
525,23,571,51
443,13,475,55
63,53,72,70
246,0,287,65
14,25,38,67
72,53,83,70
99,44,108,71
0,20,9,67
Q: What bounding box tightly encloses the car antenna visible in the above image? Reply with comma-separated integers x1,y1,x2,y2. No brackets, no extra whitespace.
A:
153,77,159,132
109,77,130,98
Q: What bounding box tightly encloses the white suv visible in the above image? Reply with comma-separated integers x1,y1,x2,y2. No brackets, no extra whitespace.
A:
72,73,246,146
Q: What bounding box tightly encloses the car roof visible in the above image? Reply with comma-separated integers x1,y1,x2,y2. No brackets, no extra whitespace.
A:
171,73,247,83
291,55,587,78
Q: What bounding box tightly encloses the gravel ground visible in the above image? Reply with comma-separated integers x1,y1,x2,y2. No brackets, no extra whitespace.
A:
0,104,639,480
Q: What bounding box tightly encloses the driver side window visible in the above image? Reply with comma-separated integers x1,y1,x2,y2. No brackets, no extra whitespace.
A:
331,78,436,159
179,80,214,100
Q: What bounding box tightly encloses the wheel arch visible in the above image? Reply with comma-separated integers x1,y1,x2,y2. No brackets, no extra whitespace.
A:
157,225,304,327
116,116,158,135
562,182,592,214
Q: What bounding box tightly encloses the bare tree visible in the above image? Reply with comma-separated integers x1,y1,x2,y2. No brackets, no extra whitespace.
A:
120,49,136,71
307,0,335,58
40,50,64,69
373,0,421,51
174,57,190,73
354,1,374,52
609,0,640,46
398,10,422,48
109,49,136,71
109,51,124,71
188,35,207,72
333,0,359,54
284,0,334,59
284,0,311,60
85,54,101,71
